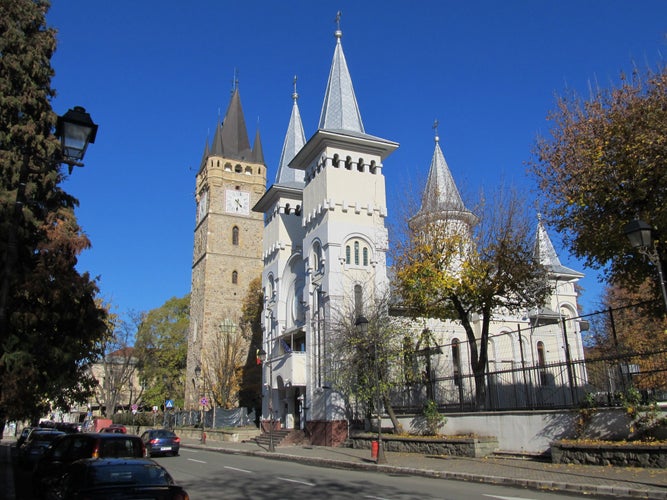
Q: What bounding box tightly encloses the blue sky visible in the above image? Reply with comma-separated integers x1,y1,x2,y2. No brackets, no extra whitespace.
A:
46,1,666,318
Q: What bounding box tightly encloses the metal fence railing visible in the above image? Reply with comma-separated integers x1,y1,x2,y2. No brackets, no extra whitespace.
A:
389,301,667,413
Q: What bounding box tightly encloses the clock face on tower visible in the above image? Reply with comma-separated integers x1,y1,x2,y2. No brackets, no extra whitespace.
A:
226,189,250,215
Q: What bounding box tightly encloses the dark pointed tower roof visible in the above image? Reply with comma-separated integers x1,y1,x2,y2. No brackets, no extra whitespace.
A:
534,215,584,278
253,127,264,164
318,15,364,133
210,87,257,162
276,76,306,187
199,138,210,170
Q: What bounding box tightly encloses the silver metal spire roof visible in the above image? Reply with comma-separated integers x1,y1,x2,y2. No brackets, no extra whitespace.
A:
318,19,365,133
534,215,584,278
275,76,306,187
420,129,468,214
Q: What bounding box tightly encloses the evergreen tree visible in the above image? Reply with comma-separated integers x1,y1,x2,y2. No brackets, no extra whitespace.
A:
0,0,108,425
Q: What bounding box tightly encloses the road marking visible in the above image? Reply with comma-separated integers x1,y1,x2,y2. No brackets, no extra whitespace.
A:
364,496,390,500
278,477,316,487
484,496,539,500
224,465,253,474
188,458,207,464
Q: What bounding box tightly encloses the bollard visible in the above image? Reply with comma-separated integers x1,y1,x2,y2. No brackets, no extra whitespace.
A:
200,431,207,444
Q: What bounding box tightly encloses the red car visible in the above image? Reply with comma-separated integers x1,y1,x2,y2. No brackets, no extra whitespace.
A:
100,424,127,434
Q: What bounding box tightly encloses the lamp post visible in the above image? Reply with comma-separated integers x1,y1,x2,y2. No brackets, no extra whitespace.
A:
355,315,387,464
623,219,667,314
194,365,207,443
257,348,275,452
0,106,98,342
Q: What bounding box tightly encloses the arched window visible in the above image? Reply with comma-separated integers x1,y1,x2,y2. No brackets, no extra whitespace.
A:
362,247,368,266
345,245,351,264
354,241,359,265
354,284,363,317
232,226,239,246
452,339,462,387
537,341,548,386
312,241,323,273
232,271,238,284
235,164,242,173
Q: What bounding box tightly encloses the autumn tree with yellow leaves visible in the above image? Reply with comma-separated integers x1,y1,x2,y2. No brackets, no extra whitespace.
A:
530,66,667,313
393,188,551,409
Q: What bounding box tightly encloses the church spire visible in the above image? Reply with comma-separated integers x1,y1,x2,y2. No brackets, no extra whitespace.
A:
534,215,583,278
420,121,469,214
276,76,306,186
210,85,256,162
318,12,365,133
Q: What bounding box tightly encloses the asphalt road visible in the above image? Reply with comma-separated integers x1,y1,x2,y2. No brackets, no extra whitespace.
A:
152,447,587,499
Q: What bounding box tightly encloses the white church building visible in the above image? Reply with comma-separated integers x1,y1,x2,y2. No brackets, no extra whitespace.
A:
253,24,586,446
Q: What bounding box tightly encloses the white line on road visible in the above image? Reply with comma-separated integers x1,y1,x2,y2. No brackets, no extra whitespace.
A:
484,495,541,500
187,458,207,464
224,465,253,474
277,477,316,487
364,496,390,500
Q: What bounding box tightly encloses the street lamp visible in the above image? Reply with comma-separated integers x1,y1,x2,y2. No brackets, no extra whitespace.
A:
257,348,275,452
623,219,667,313
56,106,98,169
355,315,387,464
194,365,207,443
0,106,98,341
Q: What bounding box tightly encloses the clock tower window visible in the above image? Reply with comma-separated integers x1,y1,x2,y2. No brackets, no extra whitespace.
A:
232,226,239,245
232,271,238,284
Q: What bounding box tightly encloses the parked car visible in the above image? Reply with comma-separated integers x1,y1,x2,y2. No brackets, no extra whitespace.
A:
18,429,65,470
35,432,146,491
140,429,181,457
101,424,127,433
42,458,189,500
100,426,126,434
16,426,34,448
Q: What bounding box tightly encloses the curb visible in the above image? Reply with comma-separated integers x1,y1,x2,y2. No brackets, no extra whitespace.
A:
182,443,667,499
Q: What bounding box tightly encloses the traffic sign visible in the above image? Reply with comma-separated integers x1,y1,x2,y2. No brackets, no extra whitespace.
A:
165,399,174,409
152,405,158,413
131,404,138,411
200,397,208,407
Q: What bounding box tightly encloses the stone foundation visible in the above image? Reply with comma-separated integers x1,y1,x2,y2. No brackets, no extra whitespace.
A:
551,441,667,468
349,433,498,458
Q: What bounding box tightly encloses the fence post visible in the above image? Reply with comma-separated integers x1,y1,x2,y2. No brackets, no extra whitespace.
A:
517,324,533,408
561,317,577,405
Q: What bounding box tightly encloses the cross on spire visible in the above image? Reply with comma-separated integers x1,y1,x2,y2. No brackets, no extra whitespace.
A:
433,119,440,142
335,11,342,31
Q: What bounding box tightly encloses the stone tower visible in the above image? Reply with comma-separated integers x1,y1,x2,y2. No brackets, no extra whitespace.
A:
185,87,266,410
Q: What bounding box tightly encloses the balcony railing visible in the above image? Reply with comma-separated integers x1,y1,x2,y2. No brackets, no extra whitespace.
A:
269,351,307,388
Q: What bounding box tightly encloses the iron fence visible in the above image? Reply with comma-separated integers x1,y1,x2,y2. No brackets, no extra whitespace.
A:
390,301,667,413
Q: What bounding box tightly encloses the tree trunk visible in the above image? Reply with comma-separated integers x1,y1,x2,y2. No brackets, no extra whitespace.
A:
383,395,402,434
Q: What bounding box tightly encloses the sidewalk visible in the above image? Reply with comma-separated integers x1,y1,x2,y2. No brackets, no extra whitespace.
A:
181,437,667,499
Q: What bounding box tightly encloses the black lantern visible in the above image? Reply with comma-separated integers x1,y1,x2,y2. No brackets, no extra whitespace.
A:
355,315,369,334
624,219,655,250
55,106,98,166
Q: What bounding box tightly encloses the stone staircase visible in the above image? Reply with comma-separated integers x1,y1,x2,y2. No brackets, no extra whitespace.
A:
253,429,306,448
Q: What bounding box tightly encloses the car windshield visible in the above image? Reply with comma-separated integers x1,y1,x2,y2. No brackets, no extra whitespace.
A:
85,463,172,487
